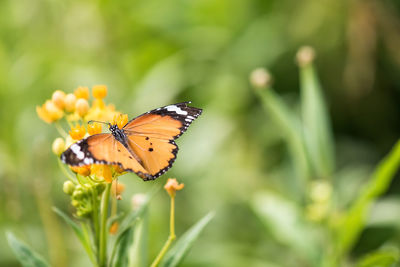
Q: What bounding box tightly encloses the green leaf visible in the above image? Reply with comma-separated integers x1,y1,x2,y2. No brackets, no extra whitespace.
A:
52,207,95,264
251,191,319,265
300,63,334,178
356,250,399,267
129,213,148,267
6,232,49,267
336,140,400,256
160,211,215,267
255,87,310,193
114,228,134,267
110,185,159,266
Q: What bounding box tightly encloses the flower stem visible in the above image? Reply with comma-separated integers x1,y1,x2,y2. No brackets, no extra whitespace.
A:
99,183,111,267
55,121,68,138
91,187,100,253
150,196,176,267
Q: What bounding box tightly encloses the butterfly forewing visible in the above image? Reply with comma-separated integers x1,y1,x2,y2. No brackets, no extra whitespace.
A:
122,102,202,179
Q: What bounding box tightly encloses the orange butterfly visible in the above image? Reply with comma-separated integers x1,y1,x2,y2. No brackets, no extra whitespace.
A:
61,102,202,180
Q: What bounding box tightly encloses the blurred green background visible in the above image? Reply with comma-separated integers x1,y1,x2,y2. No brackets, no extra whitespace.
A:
1,0,400,266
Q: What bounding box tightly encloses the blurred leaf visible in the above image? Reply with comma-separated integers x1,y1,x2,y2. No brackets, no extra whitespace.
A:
300,63,335,178
110,185,159,266
368,197,400,227
129,214,148,267
160,211,215,267
356,249,399,267
52,207,95,264
255,87,310,192
114,228,134,267
6,232,49,267
337,140,400,256
251,191,318,265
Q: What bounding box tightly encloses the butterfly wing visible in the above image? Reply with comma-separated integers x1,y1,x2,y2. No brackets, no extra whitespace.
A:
123,102,202,180
61,133,151,179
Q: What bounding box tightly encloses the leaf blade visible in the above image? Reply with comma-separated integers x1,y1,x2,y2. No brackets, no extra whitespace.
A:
160,211,215,267
6,231,49,267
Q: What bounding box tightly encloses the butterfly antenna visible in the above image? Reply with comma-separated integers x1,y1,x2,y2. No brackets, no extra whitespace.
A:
87,120,111,126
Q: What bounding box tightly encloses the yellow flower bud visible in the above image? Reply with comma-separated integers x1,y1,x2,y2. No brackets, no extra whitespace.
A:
69,124,86,140
74,86,90,99
92,85,108,99
109,222,119,235
75,98,89,117
164,178,184,198
52,137,65,155
63,181,76,195
36,100,64,123
64,93,77,112
52,90,66,109
88,122,102,135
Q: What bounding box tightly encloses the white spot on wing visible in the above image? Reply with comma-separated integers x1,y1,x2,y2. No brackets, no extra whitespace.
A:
165,105,188,115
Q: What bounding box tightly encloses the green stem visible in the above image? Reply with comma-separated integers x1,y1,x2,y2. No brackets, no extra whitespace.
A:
150,196,176,267
99,183,112,267
55,121,68,138
57,159,77,184
91,187,100,253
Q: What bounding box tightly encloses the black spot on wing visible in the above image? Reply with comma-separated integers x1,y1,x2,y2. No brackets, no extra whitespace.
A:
140,140,179,181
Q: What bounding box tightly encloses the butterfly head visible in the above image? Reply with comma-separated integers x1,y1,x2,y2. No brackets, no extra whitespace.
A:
109,123,127,144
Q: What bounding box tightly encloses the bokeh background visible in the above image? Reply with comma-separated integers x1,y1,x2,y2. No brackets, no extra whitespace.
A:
1,0,400,266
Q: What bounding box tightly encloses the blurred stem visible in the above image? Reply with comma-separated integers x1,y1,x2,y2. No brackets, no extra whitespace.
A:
57,159,77,184
254,87,309,196
150,196,176,267
55,121,68,138
99,183,111,267
91,187,100,252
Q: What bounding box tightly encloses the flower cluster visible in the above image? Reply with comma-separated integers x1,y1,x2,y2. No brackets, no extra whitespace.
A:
37,85,127,216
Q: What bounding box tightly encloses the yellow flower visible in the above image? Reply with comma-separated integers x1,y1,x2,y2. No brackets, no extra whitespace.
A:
36,100,64,123
64,93,77,112
88,122,102,135
112,113,129,129
69,124,86,140
75,98,89,117
164,178,184,198
92,85,107,99
52,137,65,155
109,222,119,235
52,90,66,109
91,164,113,183
74,86,90,99
70,165,91,176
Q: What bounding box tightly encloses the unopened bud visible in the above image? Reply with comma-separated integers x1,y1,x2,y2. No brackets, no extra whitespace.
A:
296,46,316,67
52,138,65,155
63,181,76,195
250,68,272,89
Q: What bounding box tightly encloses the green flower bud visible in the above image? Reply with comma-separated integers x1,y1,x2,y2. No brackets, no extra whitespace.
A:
63,181,76,195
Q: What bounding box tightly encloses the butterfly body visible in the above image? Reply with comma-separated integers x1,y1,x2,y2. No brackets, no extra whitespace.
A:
61,102,202,181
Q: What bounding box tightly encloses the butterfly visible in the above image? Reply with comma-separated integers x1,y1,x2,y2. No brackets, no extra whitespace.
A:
61,102,202,181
